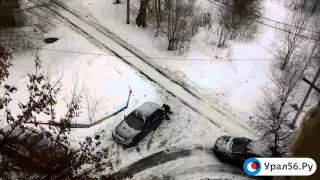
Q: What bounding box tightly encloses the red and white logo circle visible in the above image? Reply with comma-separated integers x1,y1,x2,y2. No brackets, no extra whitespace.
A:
247,162,258,172
243,158,261,176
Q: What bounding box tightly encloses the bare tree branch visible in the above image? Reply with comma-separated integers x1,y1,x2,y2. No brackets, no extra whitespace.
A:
273,10,311,70
84,90,105,123
160,0,198,52
210,0,262,48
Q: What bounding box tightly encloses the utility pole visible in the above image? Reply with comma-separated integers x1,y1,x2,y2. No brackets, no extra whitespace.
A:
290,66,320,128
127,0,130,24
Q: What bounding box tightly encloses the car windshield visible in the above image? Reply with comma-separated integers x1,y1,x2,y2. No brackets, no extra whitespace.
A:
125,113,144,130
231,138,251,153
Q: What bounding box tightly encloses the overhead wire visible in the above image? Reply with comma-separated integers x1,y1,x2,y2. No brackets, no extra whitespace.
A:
254,14,319,35
7,45,289,61
209,0,320,41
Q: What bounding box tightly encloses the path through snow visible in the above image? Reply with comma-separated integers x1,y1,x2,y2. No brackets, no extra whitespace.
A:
44,1,254,138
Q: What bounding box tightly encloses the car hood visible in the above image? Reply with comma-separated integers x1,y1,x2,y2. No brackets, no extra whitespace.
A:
115,120,140,139
215,136,234,152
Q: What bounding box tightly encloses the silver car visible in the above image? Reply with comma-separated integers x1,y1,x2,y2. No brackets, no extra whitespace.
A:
112,102,171,147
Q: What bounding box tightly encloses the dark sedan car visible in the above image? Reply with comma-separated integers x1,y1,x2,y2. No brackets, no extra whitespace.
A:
112,102,171,147
213,136,271,167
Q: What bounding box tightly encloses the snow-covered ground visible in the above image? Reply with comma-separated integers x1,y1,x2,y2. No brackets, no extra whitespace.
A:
52,0,319,126
49,0,284,123
132,149,256,180
3,10,245,178
3,0,319,178
49,0,284,119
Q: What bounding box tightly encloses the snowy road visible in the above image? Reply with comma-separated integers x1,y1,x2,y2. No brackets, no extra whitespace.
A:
44,1,254,138
111,147,204,179
115,146,257,180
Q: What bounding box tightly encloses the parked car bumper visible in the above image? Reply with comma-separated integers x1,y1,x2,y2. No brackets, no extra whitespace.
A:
112,132,133,146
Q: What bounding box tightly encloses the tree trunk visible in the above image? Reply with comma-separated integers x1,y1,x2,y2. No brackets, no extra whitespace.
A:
301,0,307,9
280,47,293,70
155,0,159,28
158,0,162,22
280,62,287,71
168,40,172,50
168,39,174,51
136,0,150,27
217,28,224,48
127,0,130,24
311,0,319,14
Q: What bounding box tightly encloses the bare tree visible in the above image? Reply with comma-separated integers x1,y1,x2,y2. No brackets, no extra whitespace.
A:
161,0,198,51
212,0,262,48
312,17,320,62
288,0,319,14
254,30,318,156
0,55,114,179
273,10,311,70
254,64,304,156
254,91,293,156
84,90,105,123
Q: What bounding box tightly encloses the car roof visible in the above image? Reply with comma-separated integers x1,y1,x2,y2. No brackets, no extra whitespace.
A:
133,102,161,120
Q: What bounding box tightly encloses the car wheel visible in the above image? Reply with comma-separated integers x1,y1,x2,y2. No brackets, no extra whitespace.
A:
218,155,229,163
127,136,140,148
153,122,161,130
214,150,229,163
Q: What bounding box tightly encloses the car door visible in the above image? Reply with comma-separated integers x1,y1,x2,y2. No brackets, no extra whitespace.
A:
149,110,163,130
140,118,152,139
232,152,246,167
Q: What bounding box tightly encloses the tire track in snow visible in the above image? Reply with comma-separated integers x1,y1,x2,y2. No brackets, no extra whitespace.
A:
169,164,251,178
110,147,210,180
146,130,156,151
158,128,176,149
